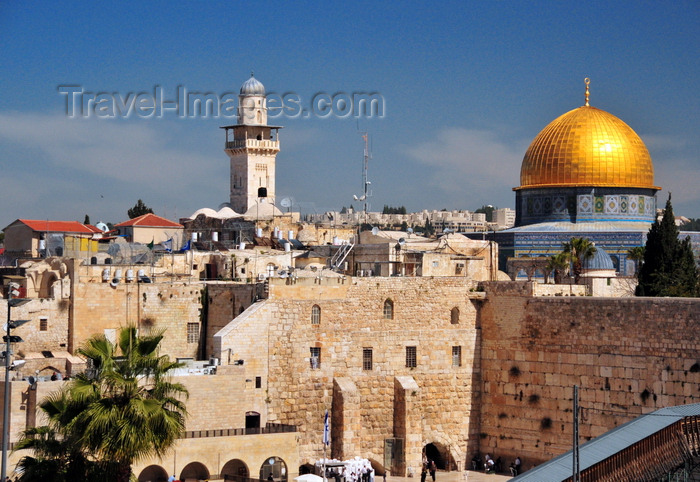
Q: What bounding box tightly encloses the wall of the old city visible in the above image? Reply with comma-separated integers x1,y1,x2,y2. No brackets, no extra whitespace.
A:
70,277,207,358
212,276,484,474
478,281,700,471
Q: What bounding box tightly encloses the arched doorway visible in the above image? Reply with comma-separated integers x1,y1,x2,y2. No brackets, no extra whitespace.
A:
221,459,249,482
246,411,261,432
298,463,314,475
138,464,169,482
424,442,456,471
260,456,288,482
180,461,210,482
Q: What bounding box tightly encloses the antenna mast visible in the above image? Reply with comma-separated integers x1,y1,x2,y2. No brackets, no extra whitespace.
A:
362,133,370,214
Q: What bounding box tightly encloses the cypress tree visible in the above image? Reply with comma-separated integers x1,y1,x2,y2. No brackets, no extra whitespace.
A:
636,194,699,297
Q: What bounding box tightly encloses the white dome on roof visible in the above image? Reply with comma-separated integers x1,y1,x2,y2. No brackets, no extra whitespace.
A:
240,73,265,96
243,201,283,220
189,208,217,219
217,206,240,218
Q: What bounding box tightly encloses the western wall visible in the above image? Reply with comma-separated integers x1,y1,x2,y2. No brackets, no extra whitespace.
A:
478,281,700,471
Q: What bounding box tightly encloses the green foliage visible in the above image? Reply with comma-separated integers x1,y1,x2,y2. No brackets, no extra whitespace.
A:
562,237,596,283
627,246,645,275
127,199,154,219
546,252,570,284
382,205,406,215
14,326,188,482
637,195,699,297
83,214,90,225
423,218,435,236
475,205,496,222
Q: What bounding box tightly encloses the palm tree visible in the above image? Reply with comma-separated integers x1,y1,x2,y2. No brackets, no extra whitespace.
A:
546,252,570,284
70,326,189,482
562,237,597,283
15,327,188,482
627,246,645,276
14,391,109,482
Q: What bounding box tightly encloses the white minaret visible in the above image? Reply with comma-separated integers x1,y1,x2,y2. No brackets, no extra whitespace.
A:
222,73,282,214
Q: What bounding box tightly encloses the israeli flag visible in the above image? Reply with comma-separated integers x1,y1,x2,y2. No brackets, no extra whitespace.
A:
323,410,330,446
162,238,173,253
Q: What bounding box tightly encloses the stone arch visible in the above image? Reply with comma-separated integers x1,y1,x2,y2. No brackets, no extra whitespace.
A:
38,365,63,380
260,456,288,482
311,304,321,325
298,463,314,475
383,299,394,319
450,307,460,324
533,268,546,283
221,459,249,481
368,458,386,476
180,461,210,481
423,433,461,471
137,464,169,482
39,271,59,298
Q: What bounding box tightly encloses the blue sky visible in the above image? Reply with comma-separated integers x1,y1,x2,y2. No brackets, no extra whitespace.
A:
1,1,698,229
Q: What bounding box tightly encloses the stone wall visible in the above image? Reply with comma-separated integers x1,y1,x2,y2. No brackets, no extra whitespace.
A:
212,276,484,475
478,285,700,471
70,279,207,358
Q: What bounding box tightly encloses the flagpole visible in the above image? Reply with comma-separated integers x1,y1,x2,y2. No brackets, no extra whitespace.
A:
322,409,329,482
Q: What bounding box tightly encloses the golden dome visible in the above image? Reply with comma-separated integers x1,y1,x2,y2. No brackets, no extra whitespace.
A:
517,105,659,191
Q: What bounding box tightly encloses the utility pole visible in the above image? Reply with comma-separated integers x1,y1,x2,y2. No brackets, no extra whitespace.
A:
2,283,29,481
572,385,580,482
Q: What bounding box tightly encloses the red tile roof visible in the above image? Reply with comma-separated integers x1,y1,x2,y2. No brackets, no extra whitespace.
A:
17,219,97,234
114,213,183,228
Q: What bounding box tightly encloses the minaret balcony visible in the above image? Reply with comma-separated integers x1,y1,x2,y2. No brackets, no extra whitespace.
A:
225,139,280,151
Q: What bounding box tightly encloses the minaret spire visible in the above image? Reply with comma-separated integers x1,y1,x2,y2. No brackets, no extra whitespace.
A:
584,77,591,107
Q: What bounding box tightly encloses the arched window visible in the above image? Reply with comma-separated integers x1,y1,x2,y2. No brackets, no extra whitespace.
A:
383,299,394,320
311,305,321,325
451,307,460,324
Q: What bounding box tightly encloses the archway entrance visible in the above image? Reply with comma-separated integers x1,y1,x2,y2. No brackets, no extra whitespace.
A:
180,461,210,482
424,442,456,471
222,459,249,481
138,464,168,482
260,456,288,482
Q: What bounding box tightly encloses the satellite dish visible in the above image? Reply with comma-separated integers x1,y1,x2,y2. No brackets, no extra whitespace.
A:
95,222,109,232
27,376,36,386
280,197,292,208
407,227,414,234
398,238,406,246
371,227,379,236
443,228,453,234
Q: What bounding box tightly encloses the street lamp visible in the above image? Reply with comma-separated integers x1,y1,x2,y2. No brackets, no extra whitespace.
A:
2,283,29,481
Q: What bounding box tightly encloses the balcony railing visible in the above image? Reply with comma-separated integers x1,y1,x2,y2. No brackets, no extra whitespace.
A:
225,139,279,150
182,423,296,439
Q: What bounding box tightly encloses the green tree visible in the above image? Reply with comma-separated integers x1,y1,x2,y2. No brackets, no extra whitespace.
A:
423,218,435,237
83,214,90,225
475,205,496,222
562,237,597,284
627,246,645,276
127,199,154,219
546,252,569,284
637,194,699,297
15,327,188,482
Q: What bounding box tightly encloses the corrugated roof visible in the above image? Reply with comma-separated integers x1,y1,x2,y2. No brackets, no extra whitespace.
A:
114,213,182,228
15,219,96,234
514,402,700,482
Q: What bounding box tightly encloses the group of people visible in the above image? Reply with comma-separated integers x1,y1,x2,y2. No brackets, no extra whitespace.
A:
316,457,374,482
469,453,521,476
420,459,437,482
